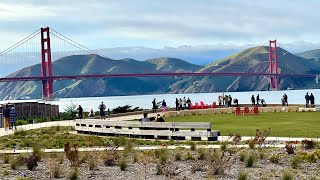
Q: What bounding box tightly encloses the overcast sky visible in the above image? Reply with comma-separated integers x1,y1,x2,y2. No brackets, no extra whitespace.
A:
0,0,320,52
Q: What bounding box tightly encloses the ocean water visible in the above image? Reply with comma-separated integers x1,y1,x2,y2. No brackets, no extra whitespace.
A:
2,89,318,112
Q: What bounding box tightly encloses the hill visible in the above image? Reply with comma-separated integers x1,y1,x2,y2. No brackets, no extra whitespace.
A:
0,55,202,100
296,49,320,61
168,46,320,93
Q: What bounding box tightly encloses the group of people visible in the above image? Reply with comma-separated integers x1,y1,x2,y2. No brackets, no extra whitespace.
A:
218,95,238,107
77,101,111,120
2,104,17,130
175,97,192,111
305,92,315,108
250,94,266,107
281,93,289,106
141,112,165,122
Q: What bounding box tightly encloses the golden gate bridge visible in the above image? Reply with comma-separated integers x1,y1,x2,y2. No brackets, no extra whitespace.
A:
0,27,319,100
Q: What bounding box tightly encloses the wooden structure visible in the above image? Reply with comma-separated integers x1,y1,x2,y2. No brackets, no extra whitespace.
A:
75,119,220,141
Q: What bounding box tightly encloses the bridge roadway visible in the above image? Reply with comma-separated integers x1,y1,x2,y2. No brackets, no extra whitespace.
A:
0,72,318,82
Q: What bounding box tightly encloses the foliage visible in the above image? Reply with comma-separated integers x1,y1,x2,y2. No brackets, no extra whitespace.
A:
238,171,248,180
64,142,79,166
52,164,62,178
259,152,265,159
16,120,28,126
282,171,293,180
270,154,280,163
111,105,142,114
248,140,255,149
88,158,96,171
3,154,10,164
119,159,128,171
103,150,120,166
10,157,23,170
220,141,228,151
69,168,79,180
189,142,196,151
175,152,182,161
19,153,41,170
197,148,206,160
285,143,295,154
245,153,255,167
239,152,246,162
302,139,315,149
184,151,195,160
290,155,302,169
64,102,78,120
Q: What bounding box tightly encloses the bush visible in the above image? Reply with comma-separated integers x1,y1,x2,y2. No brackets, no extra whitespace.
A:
64,142,79,166
69,168,79,180
239,152,246,162
3,154,10,164
16,120,28,126
245,153,255,167
248,140,255,149
20,153,40,170
88,158,96,171
184,152,195,160
52,164,62,178
175,152,182,161
220,141,228,151
303,153,317,163
32,145,43,161
282,171,293,180
119,159,127,171
290,155,302,169
259,152,265,159
103,150,120,166
189,142,196,151
270,154,280,163
10,157,23,170
238,171,248,180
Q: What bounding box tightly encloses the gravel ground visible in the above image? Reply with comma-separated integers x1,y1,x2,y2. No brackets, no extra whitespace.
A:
1,148,320,180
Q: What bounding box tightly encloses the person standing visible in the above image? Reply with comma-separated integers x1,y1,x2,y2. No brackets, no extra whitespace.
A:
175,98,179,111
98,101,106,120
77,105,83,119
283,93,288,106
305,92,310,108
161,100,167,112
228,95,232,107
107,108,111,120
182,97,187,110
152,98,157,113
3,104,11,130
9,106,17,130
256,94,260,107
218,96,222,107
179,98,183,110
251,95,255,106
186,97,191,109
310,93,315,107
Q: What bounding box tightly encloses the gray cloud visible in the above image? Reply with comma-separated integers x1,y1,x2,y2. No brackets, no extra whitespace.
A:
0,0,320,51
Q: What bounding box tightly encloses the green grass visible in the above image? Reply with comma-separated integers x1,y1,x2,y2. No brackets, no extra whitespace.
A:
166,112,320,137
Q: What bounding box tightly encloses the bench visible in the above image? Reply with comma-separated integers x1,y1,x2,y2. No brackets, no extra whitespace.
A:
75,119,220,141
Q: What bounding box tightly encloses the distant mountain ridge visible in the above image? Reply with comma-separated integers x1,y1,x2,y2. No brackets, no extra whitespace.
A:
0,47,320,100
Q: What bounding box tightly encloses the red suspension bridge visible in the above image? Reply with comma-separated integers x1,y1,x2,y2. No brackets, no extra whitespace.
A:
0,27,319,100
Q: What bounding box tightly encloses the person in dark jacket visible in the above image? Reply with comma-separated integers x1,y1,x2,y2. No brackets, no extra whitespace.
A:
152,98,157,113
305,92,310,108
251,95,255,106
3,104,11,130
256,94,260,107
309,93,315,107
77,105,83,119
10,106,17,130
175,98,179,111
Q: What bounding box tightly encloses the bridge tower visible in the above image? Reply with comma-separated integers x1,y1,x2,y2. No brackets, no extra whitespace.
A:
269,40,279,91
41,27,54,100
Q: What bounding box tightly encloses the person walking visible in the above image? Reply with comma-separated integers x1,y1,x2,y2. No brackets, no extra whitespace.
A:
305,92,310,108
77,105,83,119
98,101,106,120
3,104,11,130
310,93,315,107
107,108,111,120
9,106,17,130
251,95,255,106
152,98,157,113
182,97,187,110
256,94,260,107
186,97,191,109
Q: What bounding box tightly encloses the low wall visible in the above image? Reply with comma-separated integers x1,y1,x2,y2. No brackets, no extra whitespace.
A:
163,106,300,118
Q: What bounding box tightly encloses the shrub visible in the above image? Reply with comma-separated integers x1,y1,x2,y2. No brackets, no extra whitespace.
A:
32,145,43,160
16,120,28,126
245,153,255,167
282,171,293,180
123,141,134,154
238,171,248,180
290,155,302,169
103,150,120,166
259,152,265,159
248,140,255,149
220,141,228,151
3,154,10,164
119,159,127,171
239,152,246,162
52,164,62,178
184,152,195,160
64,142,79,166
175,152,182,161
197,148,206,160
133,151,139,163
304,153,317,163
270,154,280,163
10,157,23,170
3,169,10,176
189,142,196,151
88,158,96,171
69,168,79,180
19,153,40,170
285,143,294,154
